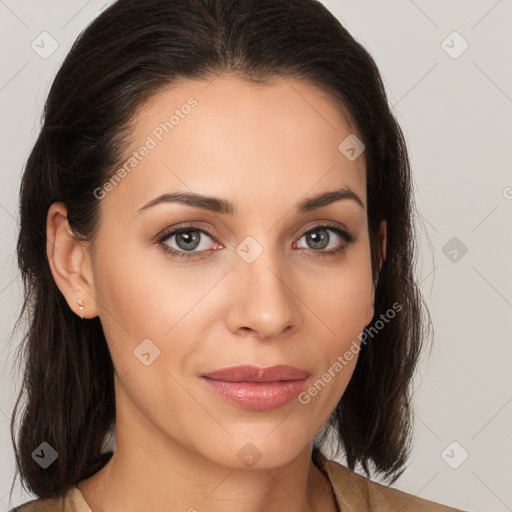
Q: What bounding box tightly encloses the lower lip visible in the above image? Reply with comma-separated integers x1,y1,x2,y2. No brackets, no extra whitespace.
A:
201,377,309,410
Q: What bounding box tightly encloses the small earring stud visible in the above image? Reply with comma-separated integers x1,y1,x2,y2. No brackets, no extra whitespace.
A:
78,299,84,319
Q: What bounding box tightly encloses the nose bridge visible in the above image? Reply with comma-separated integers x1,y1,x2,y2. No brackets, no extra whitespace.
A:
230,232,297,337
238,233,290,300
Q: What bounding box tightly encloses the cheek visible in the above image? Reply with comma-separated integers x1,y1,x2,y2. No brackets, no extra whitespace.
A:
303,253,374,336
91,236,167,370
296,253,372,406
295,321,363,426
93,233,190,331
92,238,223,373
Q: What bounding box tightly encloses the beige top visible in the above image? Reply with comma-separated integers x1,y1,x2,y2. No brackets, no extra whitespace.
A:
10,449,466,512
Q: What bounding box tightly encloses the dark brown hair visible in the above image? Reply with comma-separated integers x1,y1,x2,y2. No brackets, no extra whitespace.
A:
10,0,432,501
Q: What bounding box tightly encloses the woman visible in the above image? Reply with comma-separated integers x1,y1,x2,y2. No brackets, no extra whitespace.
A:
8,0,466,511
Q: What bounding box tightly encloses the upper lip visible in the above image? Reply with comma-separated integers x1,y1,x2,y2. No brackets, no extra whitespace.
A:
202,364,310,383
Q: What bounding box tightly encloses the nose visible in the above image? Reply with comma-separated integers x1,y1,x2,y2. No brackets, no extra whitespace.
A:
226,247,300,340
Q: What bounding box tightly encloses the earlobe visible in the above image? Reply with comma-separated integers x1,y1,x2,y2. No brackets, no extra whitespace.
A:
46,202,98,319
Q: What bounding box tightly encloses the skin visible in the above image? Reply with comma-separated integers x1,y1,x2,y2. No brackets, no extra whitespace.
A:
47,74,386,512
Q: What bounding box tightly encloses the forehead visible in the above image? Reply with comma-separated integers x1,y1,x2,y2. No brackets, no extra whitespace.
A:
102,74,367,217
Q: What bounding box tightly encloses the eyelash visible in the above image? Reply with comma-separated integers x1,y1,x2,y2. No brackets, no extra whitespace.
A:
156,223,356,260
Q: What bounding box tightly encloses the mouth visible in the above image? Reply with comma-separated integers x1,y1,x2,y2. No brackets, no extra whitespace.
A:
200,365,310,410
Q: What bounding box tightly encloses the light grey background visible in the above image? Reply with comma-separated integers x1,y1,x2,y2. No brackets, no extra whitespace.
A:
1,1,511,511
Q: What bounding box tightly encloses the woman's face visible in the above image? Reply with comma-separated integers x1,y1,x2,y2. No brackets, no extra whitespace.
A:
86,74,384,468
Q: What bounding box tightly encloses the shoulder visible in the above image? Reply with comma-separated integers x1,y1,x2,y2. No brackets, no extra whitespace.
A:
314,449,466,512
7,487,90,512
7,497,62,512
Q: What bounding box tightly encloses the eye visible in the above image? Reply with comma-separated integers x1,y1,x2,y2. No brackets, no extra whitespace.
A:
156,223,355,260
293,224,355,257
157,225,219,259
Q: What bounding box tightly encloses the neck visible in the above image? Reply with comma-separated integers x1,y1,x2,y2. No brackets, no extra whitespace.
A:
78,430,336,512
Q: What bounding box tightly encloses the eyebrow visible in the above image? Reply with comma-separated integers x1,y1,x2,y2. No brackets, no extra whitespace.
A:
136,186,364,217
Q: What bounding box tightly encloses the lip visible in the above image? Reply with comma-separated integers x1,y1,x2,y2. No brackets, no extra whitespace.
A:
200,365,310,410
202,364,310,382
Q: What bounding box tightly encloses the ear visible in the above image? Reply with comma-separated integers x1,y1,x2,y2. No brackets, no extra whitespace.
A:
364,219,388,327
372,219,387,294
46,201,98,319
373,220,387,289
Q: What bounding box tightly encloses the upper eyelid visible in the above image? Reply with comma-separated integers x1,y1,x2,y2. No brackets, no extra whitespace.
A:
158,222,351,246
158,224,218,243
